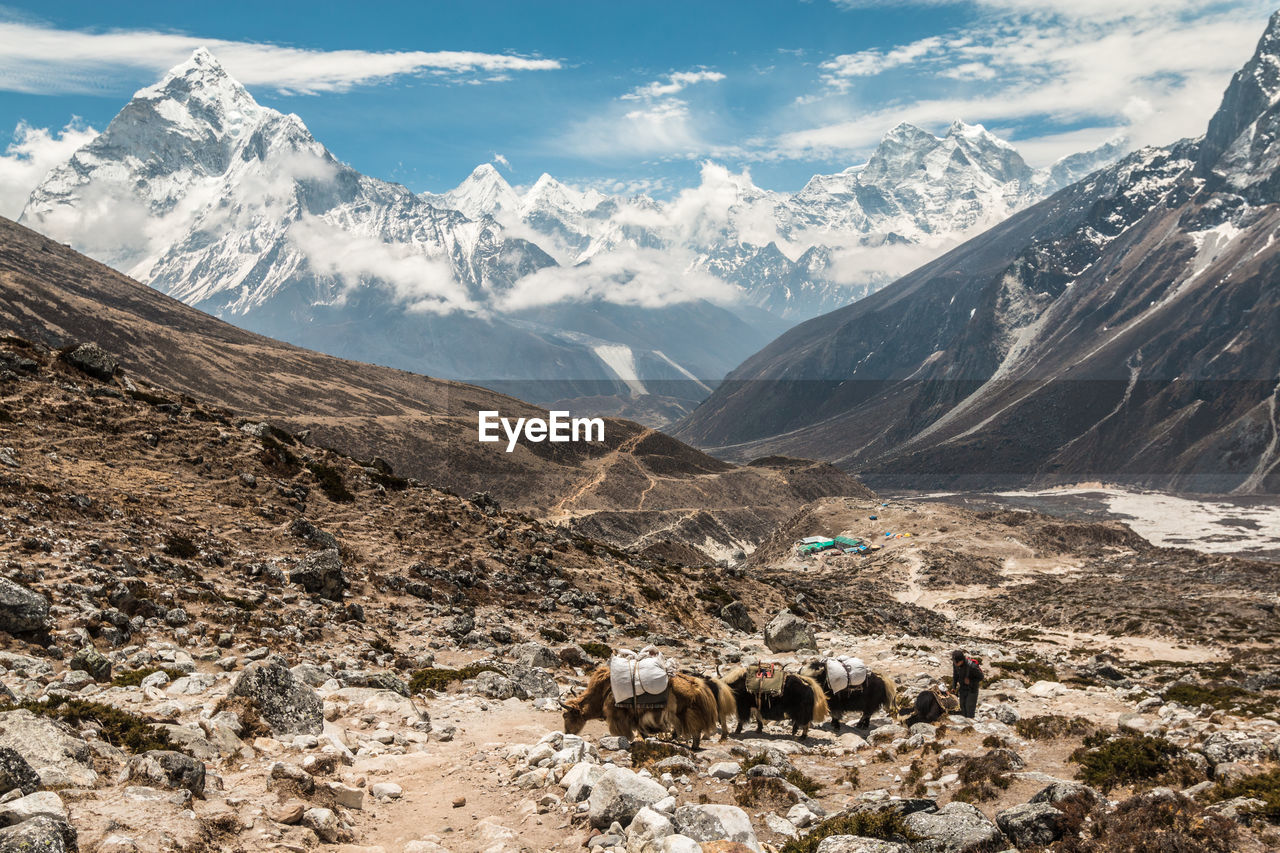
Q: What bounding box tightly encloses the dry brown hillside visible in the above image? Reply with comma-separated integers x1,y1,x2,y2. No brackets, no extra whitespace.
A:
0,216,866,561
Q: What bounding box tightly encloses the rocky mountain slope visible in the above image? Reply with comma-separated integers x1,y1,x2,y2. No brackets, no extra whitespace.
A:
15,51,1119,425
0,341,1277,852
0,215,863,561
676,13,1280,495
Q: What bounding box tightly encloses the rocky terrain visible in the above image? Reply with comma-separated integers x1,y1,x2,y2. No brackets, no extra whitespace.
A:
0,215,861,565
0,334,1277,852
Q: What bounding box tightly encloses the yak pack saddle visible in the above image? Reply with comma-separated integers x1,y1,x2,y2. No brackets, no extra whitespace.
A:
746,662,787,698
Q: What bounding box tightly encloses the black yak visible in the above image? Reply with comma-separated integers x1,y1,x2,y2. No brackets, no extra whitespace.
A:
799,659,898,731
720,666,829,739
902,687,958,727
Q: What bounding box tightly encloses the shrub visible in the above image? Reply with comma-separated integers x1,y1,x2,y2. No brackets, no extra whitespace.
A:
306,461,354,503
638,584,662,602
785,768,822,796
1056,790,1236,853
736,776,803,809
779,811,919,853
1070,731,1204,793
581,641,612,659
408,663,500,693
952,749,1019,802
1209,767,1280,824
995,657,1057,684
1,697,171,753
1015,714,1094,740
163,533,199,559
258,434,299,473
1163,682,1274,715
630,740,689,768
111,666,186,688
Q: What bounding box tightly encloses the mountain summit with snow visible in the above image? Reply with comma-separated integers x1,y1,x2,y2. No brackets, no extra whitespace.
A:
18,49,1120,422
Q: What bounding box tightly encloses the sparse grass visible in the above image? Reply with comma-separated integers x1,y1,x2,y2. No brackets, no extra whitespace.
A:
785,768,822,796
778,811,919,853
258,434,299,474
1209,768,1280,824
408,664,500,693
630,740,689,768
580,641,611,659
1015,714,1094,740
1070,731,1205,793
127,389,174,407
638,584,662,602
111,666,186,688
306,461,354,503
1,697,172,754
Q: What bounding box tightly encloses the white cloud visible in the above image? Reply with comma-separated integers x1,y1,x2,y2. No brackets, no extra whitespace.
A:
0,121,98,218
781,2,1273,162
821,37,943,90
289,216,480,315
564,68,727,159
0,20,560,95
495,246,738,312
492,153,512,170
621,70,726,101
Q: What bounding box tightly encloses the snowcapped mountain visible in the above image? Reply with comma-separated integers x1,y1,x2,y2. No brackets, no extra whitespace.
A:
676,12,1280,494
435,121,1123,321
17,48,1121,424
19,49,771,418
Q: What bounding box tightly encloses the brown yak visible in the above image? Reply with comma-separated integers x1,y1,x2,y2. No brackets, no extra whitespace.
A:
561,666,723,748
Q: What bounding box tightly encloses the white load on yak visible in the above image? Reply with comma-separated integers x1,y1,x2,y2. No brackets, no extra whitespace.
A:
826,655,868,693
610,646,675,703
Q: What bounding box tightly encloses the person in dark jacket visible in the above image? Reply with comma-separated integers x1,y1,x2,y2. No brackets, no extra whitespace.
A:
951,650,981,718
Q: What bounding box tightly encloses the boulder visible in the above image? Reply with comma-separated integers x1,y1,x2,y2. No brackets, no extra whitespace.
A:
0,747,40,796
0,710,96,788
815,838,912,853
513,643,559,669
0,579,49,635
995,802,1065,848
1029,780,1101,808
302,806,339,843
657,837,701,853
471,671,516,700
626,806,675,853
289,549,346,601
588,767,669,828
0,791,68,826
0,815,76,853
69,647,112,682
763,609,816,653
903,801,1004,853
124,750,206,796
62,342,117,380
563,762,607,803
708,762,741,780
672,805,761,851
230,659,323,736
504,664,561,700
720,601,754,633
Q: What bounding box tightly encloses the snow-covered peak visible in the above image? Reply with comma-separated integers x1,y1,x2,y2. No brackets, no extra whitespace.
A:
132,48,263,126
439,163,519,218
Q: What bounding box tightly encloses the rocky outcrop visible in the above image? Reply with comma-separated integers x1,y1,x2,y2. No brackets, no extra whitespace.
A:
230,659,323,736
0,580,49,635
763,609,815,653
61,342,117,380
289,549,346,601
124,750,206,796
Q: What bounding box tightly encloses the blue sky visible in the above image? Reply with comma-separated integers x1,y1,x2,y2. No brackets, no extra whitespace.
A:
0,0,1275,202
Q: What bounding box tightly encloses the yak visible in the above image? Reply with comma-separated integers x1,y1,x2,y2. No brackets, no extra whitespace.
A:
720,666,829,739
799,659,898,732
902,687,957,727
560,666,723,749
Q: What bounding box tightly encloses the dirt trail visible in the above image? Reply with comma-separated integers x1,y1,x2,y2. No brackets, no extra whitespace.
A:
349,700,580,853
